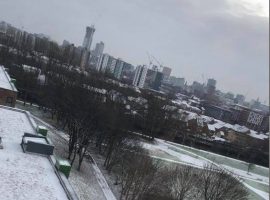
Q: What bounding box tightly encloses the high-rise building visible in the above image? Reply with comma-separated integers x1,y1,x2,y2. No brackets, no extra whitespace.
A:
144,69,164,91
80,48,90,71
207,78,216,87
104,55,116,73
73,46,84,66
206,78,216,95
91,41,105,70
133,65,148,88
14,30,23,46
99,53,110,72
109,58,117,74
62,40,70,47
169,76,185,88
123,62,134,72
153,72,164,91
82,26,95,51
144,68,157,89
113,59,124,79
93,41,104,57
162,66,172,80
121,62,135,84
62,43,75,64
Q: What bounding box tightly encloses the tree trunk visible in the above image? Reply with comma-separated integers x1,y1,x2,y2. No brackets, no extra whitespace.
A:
70,144,77,166
77,145,88,171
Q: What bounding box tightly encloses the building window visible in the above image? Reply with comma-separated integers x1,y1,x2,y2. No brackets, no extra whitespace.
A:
5,97,13,106
247,112,263,126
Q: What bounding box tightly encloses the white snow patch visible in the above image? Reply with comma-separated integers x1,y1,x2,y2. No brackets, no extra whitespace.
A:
243,183,269,200
212,136,226,142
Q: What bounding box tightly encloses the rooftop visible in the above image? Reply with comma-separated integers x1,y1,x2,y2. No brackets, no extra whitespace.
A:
0,65,17,92
0,106,68,200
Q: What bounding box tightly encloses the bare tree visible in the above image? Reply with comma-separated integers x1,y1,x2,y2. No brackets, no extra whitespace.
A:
197,164,248,200
168,166,199,200
119,151,160,200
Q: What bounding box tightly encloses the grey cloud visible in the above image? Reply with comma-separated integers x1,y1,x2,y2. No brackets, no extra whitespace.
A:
0,0,268,103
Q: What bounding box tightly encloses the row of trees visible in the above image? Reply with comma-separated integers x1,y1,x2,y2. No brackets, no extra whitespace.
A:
109,146,248,200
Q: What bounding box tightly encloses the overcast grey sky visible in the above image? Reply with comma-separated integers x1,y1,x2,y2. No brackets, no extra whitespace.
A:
0,0,268,103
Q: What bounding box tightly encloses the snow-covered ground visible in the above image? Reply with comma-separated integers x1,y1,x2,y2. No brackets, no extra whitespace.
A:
143,142,208,168
0,107,68,200
144,138,269,200
91,159,117,200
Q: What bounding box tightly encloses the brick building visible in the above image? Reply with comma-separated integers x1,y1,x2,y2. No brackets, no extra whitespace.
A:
231,104,269,133
0,66,17,107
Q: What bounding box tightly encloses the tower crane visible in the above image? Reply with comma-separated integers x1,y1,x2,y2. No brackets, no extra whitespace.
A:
149,53,163,72
146,51,153,68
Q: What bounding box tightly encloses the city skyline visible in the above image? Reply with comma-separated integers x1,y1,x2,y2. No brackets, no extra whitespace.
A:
0,0,268,103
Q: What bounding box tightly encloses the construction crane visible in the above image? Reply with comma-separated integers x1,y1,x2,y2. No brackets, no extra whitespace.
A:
146,51,153,68
147,53,163,72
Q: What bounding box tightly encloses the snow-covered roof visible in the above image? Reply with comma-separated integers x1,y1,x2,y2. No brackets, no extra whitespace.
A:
0,106,68,200
0,65,17,92
189,99,200,104
37,74,46,85
186,112,198,121
172,100,190,108
83,84,107,95
231,124,249,133
249,131,268,140
172,99,202,114
178,110,198,122
212,136,226,142
208,124,216,131
22,64,39,73
207,119,268,140
190,106,201,113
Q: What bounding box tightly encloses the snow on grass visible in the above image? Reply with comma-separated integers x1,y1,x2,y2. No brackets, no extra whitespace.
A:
143,141,208,168
167,141,269,177
149,138,269,199
243,183,269,200
68,160,106,200
220,165,269,185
